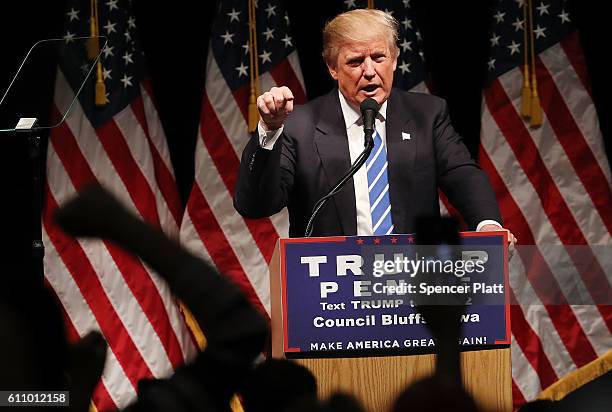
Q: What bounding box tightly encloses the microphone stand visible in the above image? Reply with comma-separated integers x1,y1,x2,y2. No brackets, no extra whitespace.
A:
304,129,374,237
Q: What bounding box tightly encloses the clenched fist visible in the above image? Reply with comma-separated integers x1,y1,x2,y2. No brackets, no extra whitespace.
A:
257,86,294,131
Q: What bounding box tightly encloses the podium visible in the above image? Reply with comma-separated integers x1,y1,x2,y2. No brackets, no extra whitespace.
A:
269,233,512,412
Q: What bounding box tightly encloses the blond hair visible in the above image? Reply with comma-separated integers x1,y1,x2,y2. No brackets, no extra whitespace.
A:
322,9,399,67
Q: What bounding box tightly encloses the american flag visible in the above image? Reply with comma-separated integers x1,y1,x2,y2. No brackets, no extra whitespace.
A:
42,0,196,410
179,0,305,315
479,0,612,407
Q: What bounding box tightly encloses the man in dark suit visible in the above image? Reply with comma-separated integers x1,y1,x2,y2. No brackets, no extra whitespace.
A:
235,9,516,244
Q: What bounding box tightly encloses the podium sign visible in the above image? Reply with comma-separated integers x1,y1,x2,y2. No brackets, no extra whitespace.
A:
272,232,510,357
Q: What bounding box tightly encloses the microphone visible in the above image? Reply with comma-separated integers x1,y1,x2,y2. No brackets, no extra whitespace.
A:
304,98,380,237
360,97,379,148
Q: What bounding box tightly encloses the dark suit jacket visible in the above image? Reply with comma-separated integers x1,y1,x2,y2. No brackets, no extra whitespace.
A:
234,88,501,237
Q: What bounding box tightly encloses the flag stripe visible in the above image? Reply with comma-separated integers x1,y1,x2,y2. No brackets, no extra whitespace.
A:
185,183,268,315
131,92,183,228
200,95,279,264
485,80,611,308
95,119,162,228
479,119,601,367
47,149,178,379
559,32,592,98
43,226,133,410
49,119,186,371
479,149,587,382
44,183,153,388
535,54,612,234
193,135,272,312
52,285,118,411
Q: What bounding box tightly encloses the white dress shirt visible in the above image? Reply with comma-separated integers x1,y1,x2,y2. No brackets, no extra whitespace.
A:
257,91,500,234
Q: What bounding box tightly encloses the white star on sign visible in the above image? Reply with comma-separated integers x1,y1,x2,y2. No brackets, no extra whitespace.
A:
221,31,235,44
344,0,357,9
102,67,112,80
265,4,277,17
259,50,272,64
103,20,117,34
120,74,133,88
107,0,118,11
263,27,275,41
66,8,79,21
284,13,290,25
403,0,411,8
281,34,293,48
494,11,505,23
398,61,411,74
536,2,550,16
488,58,496,70
534,24,547,38
236,62,249,77
227,8,241,22
515,0,525,7
507,40,521,55
122,51,134,65
127,17,136,29
512,18,524,31
400,39,412,52
242,41,249,55
384,8,394,16
558,10,571,24
490,33,501,47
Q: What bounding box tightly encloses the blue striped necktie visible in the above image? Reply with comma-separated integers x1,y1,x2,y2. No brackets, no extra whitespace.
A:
366,129,394,235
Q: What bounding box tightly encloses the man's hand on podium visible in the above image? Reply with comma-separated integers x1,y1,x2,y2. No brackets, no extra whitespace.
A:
479,223,517,251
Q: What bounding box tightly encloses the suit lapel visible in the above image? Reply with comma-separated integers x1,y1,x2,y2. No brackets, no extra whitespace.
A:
313,90,357,235
385,90,415,234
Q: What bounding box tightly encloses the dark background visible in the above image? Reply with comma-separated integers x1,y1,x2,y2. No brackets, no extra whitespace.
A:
0,1,609,276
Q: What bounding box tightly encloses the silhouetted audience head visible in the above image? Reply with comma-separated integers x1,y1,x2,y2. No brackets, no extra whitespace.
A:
392,375,480,412
241,359,317,412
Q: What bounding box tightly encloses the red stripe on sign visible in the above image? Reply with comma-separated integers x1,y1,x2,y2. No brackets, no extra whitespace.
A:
200,95,279,262
559,32,592,98
485,80,612,320
43,184,152,389
50,113,187,370
479,148,598,369
535,54,612,235
131,95,184,226
95,118,162,228
269,58,307,104
186,184,268,316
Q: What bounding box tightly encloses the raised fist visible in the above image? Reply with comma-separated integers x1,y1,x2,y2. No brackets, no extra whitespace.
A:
257,86,294,131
